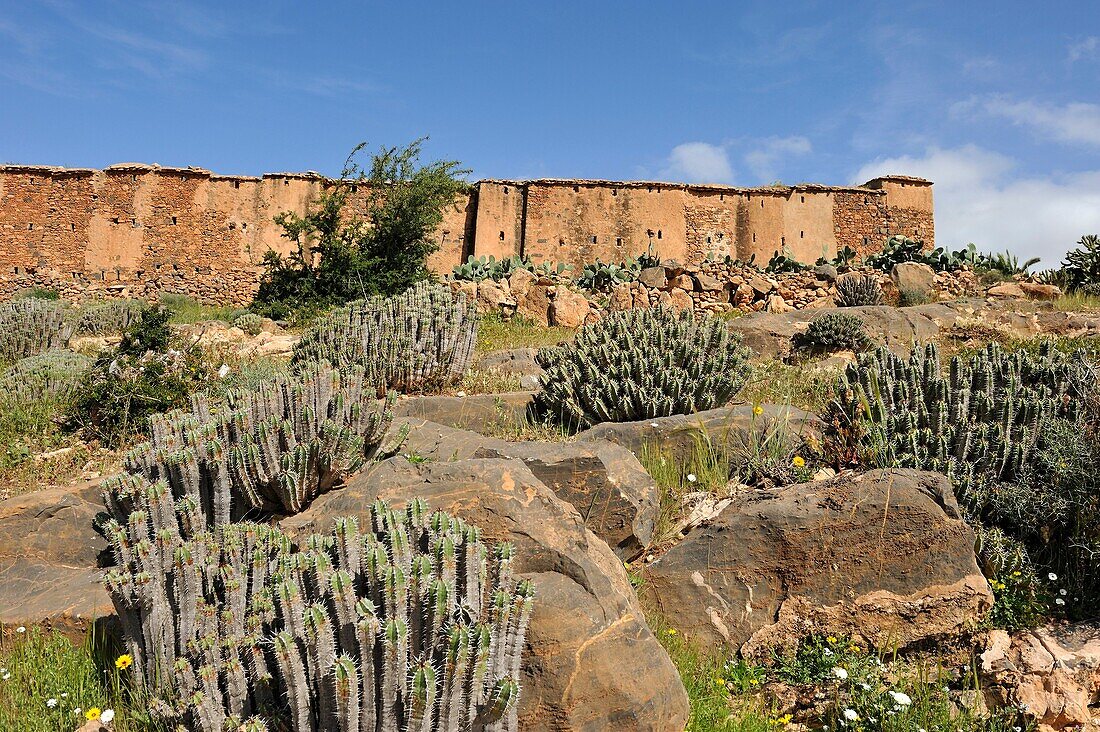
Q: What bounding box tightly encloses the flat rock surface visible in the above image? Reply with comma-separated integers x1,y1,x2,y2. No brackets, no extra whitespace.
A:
393,391,535,434
283,457,690,732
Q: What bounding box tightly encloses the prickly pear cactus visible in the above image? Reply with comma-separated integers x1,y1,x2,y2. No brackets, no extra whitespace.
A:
292,282,478,393
0,298,73,361
534,306,752,427
114,361,403,527
834,274,884,307
0,348,92,403
103,494,532,732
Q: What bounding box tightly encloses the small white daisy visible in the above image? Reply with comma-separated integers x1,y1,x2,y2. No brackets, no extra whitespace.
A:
100,709,115,723
1048,572,1058,581
890,691,912,706
46,698,58,708
831,666,848,680
843,709,859,721
15,626,25,633
686,473,697,483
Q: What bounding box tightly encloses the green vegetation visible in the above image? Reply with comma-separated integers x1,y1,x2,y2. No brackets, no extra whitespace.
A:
451,253,570,282
291,282,478,393
476,313,574,352
834,274,884,307
0,299,73,361
157,293,242,325
253,139,468,320
231,311,263,335
794,311,870,353
738,360,836,414
535,307,751,428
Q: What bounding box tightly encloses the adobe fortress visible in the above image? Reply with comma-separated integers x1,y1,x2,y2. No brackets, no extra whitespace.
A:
0,163,933,304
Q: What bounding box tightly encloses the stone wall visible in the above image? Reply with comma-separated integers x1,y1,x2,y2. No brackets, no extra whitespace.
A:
0,162,932,304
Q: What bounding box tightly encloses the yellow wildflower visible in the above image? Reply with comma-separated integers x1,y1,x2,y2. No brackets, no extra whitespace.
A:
86,707,102,720
792,455,805,468
715,677,726,687
753,405,764,416
115,653,133,670
666,628,677,636
826,636,838,643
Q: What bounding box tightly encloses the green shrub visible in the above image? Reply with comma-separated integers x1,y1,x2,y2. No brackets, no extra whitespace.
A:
292,282,478,393
72,299,145,335
0,298,72,361
897,287,933,306
232,311,263,335
795,312,870,352
253,139,468,318
69,306,213,445
12,286,60,300
834,275,883,307
534,306,752,428
1058,233,1100,293
102,498,532,732
0,349,92,404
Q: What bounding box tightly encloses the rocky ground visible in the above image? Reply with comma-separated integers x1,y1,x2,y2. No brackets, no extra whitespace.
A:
1,295,1098,731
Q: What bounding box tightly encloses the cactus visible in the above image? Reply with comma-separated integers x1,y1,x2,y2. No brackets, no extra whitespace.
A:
833,340,1090,501
103,496,532,732
0,298,73,361
795,311,870,353
0,348,92,403
534,306,752,428
834,274,884,307
292,283,478,393
114,361,403,527
233,313,264,336
72,299,145,335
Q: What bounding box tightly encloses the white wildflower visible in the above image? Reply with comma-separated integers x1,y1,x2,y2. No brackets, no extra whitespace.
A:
61,692,68,698
217,363,230,378
843,709,859,721
1048,572,1058,581
1060,589,1067,596
890,691,912,706
0,673,8,681
73,708,81,715
686,473,697,483
456,390,466,397
831,666,848,680
100,709,115,723
823,648,834,656
15,626,25,633
1056,598,1065,605
47,698,58,708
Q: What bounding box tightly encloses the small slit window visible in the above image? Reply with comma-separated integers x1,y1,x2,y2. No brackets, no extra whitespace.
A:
234,181,240,189
800,195,805,203
616,237,623,246
657,230,662,240
27,223,33,230
499,231,505,241
503,187,509,194
752,233,757,243
591,235,597,244
70,223,75,231
800,231,804,239
171,216,178,225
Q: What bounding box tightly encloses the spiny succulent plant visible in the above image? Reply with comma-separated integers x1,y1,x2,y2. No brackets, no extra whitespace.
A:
113,361,402,527
233,312,264,336
834,340,1090,496
534,306,752,428
834,274,884,307
72,299,145,335
103,494,532,732
796,311,870,353
0,298,73,361
292,283,477,393
0,348,92,403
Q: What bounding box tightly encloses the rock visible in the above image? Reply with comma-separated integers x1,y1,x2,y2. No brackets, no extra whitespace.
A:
1020,282,1063,301
609,282,634,311
455,280,479,304
669,273,694,291
747,273,774,296
508,267,537,298
576,403,820,463
987,282,1026,298
282,458,690,732
669,288,694,312
393,391,535,434
516,284,551,327
549,286,589,328
0,481,113,630
476,279,514,314
396,419,659,558
981,623,1100,732
695,272,724,291
813,264,838,282
643,469,992,655
891,262,936,296
638,266,668,289
474,348,543,389
764,293,790,313
75,722,110,732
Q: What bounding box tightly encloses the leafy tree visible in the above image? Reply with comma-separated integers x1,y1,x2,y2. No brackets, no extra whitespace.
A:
253,139,468,319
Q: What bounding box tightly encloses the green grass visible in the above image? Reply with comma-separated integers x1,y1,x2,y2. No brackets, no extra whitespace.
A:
0,625,156,732
456,368,523,395
158,293,244,325
1051,291,1100,311
640,435,732,545
738,360,838,414
476,313,575,353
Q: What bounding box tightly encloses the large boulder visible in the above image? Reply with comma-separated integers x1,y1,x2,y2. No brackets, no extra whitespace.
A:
891,262,936,296
576,403,820,463
395,419,658,558
643,469,992,655
475,348,544,390
282,457,690,732
549,286,590,328
393,391,535,435
981,623,1100,732
0,481,113,630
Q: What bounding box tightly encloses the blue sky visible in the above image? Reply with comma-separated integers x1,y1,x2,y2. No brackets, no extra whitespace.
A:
2,1,1099,264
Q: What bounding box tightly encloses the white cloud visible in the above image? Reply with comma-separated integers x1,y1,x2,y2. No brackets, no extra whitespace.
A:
744,135,812,182
1069,36,1099,63
954,95,1100,147
854,145,1100,265
660,142,734,184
